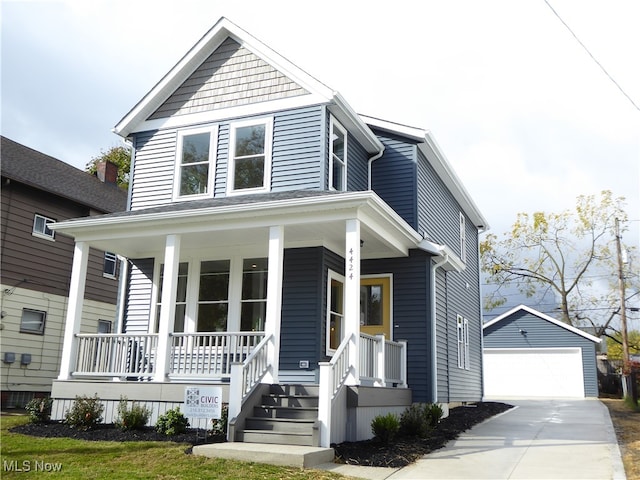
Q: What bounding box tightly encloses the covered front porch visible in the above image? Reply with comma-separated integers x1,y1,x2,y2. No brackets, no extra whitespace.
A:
51,191,422,446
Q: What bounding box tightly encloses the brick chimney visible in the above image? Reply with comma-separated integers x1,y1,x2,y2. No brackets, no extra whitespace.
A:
96,160,118,185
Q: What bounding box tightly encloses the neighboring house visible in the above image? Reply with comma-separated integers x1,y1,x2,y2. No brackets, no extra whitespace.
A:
483,305,601,398
49,17,488,447
0,137,127,407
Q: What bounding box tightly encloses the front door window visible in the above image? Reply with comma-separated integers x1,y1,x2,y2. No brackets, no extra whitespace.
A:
360,277,391,339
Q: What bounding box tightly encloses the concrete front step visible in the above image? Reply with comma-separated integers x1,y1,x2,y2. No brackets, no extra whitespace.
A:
242,429,315,446
192,442,334,468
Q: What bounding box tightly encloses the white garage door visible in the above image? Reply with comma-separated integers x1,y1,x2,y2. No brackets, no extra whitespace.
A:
483,348,585,398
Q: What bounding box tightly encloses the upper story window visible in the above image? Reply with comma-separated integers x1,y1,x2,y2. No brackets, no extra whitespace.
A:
459,212,467,263
174,126,217,200
33,214,55,240
103,252,118,278
228,118,273,194
329,117,347,191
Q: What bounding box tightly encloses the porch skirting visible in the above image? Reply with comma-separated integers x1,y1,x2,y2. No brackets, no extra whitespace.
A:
50,380,230,429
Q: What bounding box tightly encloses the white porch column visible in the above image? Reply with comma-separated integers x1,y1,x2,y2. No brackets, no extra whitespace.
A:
58,241,89,380
263,225,284,384
154,234,181,382
344,218,360,385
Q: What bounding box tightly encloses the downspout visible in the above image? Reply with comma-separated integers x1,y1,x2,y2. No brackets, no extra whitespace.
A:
367,147,385,190
430,252,449,404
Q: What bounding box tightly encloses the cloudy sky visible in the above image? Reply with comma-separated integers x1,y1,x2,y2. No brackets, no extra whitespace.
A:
2,0,639,318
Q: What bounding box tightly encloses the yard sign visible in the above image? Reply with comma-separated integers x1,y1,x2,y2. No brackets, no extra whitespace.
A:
184,386,222,419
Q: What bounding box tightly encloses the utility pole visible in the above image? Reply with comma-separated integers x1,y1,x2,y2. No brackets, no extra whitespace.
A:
614,218,633,397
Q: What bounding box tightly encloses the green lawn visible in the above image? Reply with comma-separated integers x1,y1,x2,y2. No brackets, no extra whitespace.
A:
0,415,347,479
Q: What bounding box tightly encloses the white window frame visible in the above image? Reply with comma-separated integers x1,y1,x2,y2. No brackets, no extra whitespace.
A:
103,252,118,278
457,315,470,370
20,308,46,335
227,117,273,195
329,116,347,191
325,270,345,356
173,125,218,201
32,214,55,241
459,212,467,263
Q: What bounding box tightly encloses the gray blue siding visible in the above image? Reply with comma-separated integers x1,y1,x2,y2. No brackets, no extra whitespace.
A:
370,130,418,229
484,310,599,397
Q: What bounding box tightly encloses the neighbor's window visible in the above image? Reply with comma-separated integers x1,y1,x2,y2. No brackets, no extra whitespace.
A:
329,117,347,191
174,126,217,199
228,118,273,194
240,258,268,331
97,319,112,333
459,212,467,263
457,315,470,369
103,252,117,278
33,214,55,240
20,308,46,335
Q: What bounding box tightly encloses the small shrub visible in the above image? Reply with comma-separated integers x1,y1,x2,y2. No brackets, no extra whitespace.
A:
428,403,444,427
210,404,228,436
64,394,104,430
156,407,189,436
400,403,431,438
115,396,151,431
25,396,53,424
371,412,400,444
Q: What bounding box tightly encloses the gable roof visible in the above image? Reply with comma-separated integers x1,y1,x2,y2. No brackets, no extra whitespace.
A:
483,304,601,343
114,17,382,154
1,136,127,214
361,115,489,231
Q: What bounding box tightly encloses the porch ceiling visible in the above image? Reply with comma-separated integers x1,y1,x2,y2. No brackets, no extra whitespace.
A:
52,191,422,260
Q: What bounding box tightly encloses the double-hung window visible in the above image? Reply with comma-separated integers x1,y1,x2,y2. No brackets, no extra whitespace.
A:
240,258,268,331
197,260,230,332
228,118,273,194
329,117,347,191
174,126,217,199
33,214,55,240
457,315,470,369
156,262,189,333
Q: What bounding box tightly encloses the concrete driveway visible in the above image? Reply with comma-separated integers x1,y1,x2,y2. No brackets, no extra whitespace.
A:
387,399,626,480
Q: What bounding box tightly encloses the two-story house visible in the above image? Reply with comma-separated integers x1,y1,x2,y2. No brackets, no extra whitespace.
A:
0,137,127,408
49,17,488,448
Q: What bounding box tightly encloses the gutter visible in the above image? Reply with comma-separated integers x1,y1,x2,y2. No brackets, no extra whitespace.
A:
430,251,450,404
367,147,385,190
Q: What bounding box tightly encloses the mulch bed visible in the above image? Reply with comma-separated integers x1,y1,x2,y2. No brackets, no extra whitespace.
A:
333,402,513,468
10,401,512,468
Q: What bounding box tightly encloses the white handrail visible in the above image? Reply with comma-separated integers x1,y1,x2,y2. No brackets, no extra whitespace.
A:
74,334,158,377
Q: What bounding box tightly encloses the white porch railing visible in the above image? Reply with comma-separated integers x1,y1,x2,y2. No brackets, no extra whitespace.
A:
74,334,158,377
318,332,355,447
359,333,407,387
169,332,264,378
228,333,273,422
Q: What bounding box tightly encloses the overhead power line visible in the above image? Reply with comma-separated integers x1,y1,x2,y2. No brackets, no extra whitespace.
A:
543,0,640,112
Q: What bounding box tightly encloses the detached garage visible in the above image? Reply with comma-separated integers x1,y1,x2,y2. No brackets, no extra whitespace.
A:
483,305,601,398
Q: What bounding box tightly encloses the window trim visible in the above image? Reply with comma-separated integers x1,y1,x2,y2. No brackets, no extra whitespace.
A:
32,214,55,241
20,308,47,335
325,269,345,356
459,212,467,263
172,125,218,201
227,117,274,196
457,315,470,370
329,116,347,191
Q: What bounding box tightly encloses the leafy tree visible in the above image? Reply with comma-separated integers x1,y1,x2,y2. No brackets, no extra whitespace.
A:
481,190,632,327
85,145,131,189
606,330,640,361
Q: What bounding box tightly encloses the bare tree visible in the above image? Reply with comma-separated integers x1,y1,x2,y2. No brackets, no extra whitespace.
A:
481,190,632,327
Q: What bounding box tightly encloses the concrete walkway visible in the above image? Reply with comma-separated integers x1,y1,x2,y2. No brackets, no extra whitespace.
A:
382,399,626,480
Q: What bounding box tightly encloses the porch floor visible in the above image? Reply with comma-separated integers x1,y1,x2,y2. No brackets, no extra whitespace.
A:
192,442,334,468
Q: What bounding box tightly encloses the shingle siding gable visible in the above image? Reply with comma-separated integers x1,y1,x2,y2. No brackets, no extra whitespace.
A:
149,38,309,119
